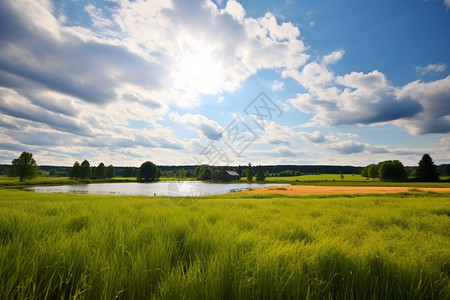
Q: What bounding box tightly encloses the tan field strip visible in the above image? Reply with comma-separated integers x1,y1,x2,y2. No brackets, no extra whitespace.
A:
245,185,450,196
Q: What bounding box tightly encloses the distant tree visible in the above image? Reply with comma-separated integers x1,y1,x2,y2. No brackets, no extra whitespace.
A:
7,151,38,182
368,164,378,180
340,173,344,181
379,160,407,182
91,167,97,179
416,154,439,182
96,162,106,179
176,168,187,178
69,161,81,180
438,164,450,177
237,165,243,177
80,160,91,179
405,167,413,178
246,163,253,181
105,165,115,179
195,165,213,181
123,167,134,177
195,165,213,180
138,161,160,182
255,165,265,182
361,165,369,177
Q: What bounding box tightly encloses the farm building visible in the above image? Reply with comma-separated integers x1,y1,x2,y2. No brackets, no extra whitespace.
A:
215,170,240,181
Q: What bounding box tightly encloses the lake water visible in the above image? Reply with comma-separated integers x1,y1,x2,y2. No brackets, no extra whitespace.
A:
25,181,286,197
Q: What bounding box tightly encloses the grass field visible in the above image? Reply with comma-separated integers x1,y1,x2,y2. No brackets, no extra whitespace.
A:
0,188,449,299
263,174,450,187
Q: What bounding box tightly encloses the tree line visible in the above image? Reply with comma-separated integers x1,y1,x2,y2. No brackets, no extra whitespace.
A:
69,160,115,180
193,163,266,182
4,152,449,183
361,154,440,182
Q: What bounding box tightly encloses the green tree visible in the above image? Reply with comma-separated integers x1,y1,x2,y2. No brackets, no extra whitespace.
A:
438,164,450,176
246,163,253,181
123,167,134,177
105,165,115,179
195,165,213,180
379,160,407,182
361,165,369,177
177,168,187,178
69,161,81,180
416,154,439,182
138,161,160,182
7,151,38,182
96,162,106,179
91,167,97,179
80,160,91,179
255,165,265,182
368,164,378,180
195,165,213,181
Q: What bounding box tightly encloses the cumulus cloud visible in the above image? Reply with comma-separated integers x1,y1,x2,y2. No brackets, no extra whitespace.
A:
327,140,365,155
300,131,326,144
285,51,435,131
396,76,450,134
262,122,295,145
262,122,328,145
169,112,224,140
322,50,345,65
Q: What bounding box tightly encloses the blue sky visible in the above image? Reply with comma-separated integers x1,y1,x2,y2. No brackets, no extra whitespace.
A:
0,0,449,167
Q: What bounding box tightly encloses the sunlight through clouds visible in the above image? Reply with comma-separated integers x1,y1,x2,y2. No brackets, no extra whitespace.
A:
0,0,449,165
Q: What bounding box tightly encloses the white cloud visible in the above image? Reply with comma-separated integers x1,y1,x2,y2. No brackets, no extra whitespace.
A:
300,131,326,144
444,0,450,9
327,140,365,155
271,80,285,91
322,50,345,65
285,51,424,129
84,4,115,29
396,76,450,134
262,122,296,145
415,63,447,75
169,112,224,140
223,0,245,20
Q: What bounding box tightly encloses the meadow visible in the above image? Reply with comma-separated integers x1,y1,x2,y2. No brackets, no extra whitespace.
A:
0,188,449,299
264,174,450,187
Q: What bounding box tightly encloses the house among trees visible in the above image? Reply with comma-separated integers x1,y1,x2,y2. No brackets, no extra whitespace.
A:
215,170,240,181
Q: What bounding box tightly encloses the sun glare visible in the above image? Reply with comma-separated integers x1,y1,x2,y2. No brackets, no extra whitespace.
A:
172,37,223,95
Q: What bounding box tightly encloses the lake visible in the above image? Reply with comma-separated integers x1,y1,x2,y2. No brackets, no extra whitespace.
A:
25,181,286,197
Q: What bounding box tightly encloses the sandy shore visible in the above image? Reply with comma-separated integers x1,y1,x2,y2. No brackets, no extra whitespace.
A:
244,185,450,195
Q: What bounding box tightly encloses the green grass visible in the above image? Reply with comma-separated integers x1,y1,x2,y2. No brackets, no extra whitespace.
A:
0,176,138,189
262,174,450,187
266,174,370,182
0,189,449,299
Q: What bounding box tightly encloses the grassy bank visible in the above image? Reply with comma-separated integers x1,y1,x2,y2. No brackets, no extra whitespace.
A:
263,174,450,187
0,176,137,189
0,190,448,299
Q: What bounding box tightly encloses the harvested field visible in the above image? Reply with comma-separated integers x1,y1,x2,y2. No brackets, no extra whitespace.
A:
245,185,450,195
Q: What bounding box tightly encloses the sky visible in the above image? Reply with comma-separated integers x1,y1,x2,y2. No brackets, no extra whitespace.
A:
0,0,449,167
